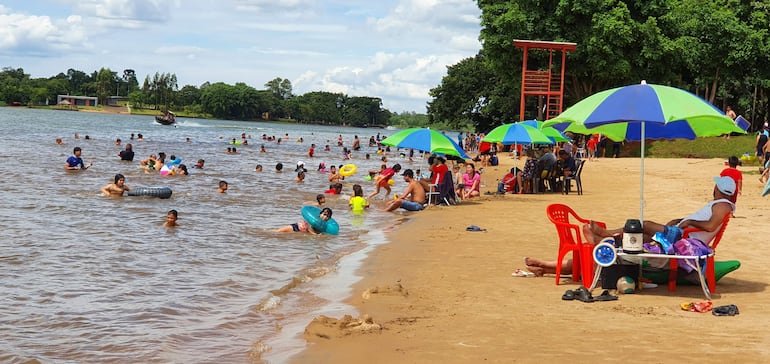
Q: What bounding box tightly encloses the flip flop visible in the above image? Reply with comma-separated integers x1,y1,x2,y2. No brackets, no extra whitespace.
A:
573,286,594,303
466,225,486,232
593,289,618,301
712,304,740,316
512,269,535,277
561,289,575,301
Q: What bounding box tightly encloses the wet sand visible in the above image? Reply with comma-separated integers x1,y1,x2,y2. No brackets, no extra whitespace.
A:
292,154,770,363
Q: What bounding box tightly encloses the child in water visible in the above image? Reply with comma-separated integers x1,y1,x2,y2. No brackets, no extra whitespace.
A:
164,210,178,227
276,207,333,234
348,184,369,214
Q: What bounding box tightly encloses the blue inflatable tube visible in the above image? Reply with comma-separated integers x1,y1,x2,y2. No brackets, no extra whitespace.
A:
165,158,182,168
301,206,339,235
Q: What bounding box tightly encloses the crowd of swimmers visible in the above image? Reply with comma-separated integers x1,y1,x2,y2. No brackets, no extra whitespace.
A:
61,129,453,233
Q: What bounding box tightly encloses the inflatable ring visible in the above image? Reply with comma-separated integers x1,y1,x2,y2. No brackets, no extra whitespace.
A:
166,158,182,167
388,179,394,185
128,186,173,199
301,206,339,235
339,164,357,177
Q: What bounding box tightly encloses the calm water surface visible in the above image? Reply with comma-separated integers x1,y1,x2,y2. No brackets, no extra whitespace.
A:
0,107,412,363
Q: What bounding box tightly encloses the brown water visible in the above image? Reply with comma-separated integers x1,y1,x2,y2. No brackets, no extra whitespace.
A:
0,107,405,363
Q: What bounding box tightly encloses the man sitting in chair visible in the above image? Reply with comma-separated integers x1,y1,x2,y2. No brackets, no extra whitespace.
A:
385,169,427,212
524,176,735,276
557,150,577,178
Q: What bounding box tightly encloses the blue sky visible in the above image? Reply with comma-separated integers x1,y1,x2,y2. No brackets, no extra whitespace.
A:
0,0,482,113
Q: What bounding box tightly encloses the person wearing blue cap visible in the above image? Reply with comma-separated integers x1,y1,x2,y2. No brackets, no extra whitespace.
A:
585,176,735,245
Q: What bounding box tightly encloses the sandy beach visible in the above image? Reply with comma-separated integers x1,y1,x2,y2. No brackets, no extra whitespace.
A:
292,154,770,363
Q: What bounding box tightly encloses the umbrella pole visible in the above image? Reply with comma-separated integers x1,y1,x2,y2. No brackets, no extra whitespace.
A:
514,142,518,167
639,123,645,224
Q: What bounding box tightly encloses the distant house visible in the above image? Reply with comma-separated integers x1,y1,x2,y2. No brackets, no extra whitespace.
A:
57,95,98,107
107,96,128,106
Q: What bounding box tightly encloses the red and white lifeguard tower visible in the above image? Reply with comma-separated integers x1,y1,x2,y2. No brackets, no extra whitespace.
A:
514,40,577,121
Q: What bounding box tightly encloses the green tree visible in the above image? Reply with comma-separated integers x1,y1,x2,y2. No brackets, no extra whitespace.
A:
200,82,237,119
177,85,201,106
265,77,293,99
294,91,344,124
344,96,384,127
95,67,116,106
428,54,497,131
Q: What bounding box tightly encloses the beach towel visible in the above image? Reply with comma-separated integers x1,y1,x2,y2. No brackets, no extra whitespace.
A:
673,238,713,272
438,170,459,205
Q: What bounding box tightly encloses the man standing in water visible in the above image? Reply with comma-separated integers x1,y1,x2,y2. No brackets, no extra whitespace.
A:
65,147,92,170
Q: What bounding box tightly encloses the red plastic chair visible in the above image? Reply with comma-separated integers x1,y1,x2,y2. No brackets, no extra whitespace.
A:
667,214,731,294
546,204,606,287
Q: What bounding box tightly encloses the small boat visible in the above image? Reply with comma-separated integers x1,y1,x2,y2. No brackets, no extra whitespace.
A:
155,111,176,125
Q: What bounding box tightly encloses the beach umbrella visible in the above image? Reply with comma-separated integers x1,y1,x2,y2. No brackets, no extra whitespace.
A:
520,120,571,143
482,122,554,145
381,128,470,159
544,81,745,220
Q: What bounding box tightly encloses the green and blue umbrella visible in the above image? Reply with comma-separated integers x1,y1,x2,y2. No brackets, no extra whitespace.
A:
519,120,571,143
482,122,554,145
381,128,470,159
544,82,744,141
544,81,745,220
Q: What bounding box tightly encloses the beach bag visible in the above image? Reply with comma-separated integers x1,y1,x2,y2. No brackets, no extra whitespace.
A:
673,238,712,273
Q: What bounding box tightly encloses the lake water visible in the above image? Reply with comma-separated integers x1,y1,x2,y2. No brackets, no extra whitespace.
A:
0,107,417,363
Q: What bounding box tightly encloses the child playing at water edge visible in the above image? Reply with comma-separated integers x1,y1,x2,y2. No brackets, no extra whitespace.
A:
276,207,333,234
349,184,369,214
367,163,401,200
164,210,178,227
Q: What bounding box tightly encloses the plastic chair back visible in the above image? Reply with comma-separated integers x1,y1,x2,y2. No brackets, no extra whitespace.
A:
667,213,731,293
546,204,591,285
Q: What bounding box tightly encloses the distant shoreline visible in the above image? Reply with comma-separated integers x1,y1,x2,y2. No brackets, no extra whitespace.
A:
6,105,392,128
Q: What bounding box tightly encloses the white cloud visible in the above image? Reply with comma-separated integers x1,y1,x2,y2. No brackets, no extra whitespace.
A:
0,11,90,55
3,1,482,112
234,0,317,17
71,0,172,21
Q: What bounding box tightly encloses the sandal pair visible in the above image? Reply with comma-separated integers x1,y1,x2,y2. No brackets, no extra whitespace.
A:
562,287,617,302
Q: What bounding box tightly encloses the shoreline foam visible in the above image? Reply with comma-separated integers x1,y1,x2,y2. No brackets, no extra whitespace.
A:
261,217,411,363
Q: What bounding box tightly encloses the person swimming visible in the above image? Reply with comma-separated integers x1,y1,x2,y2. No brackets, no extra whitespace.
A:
100,173,130,196
164,209,178,227
275,207,333,234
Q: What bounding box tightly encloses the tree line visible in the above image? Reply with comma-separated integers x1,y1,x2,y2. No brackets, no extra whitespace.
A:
0,67,393,127
428,0,770,133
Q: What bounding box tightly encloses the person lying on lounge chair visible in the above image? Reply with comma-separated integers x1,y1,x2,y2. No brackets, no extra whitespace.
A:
525,176,735,276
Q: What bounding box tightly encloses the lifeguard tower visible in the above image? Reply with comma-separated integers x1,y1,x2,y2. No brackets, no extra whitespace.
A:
514,40,577,121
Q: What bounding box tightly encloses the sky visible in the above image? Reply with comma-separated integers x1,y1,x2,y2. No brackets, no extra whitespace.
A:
0,0,482,113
